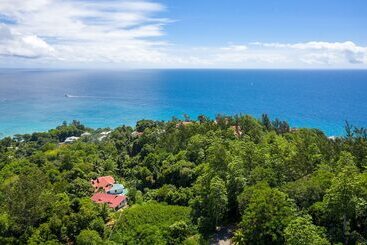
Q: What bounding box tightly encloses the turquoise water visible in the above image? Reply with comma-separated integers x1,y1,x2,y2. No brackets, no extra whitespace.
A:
0,69,366,137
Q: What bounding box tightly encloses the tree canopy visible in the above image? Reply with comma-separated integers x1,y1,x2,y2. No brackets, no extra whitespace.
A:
0,115,366,244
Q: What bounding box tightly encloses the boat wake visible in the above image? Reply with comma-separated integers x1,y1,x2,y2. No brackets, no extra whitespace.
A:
64,94,128,100
65,94,91,98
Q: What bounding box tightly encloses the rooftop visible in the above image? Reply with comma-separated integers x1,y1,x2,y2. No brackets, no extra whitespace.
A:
91,176,115,191
176,121,193,128
107,184,127,195
91,193,126,208
64,136,80,143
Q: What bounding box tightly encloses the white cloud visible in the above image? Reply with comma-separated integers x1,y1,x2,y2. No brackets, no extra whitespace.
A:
0,1,366,68
215,44,288,64
255,41,366,52
252,41,367,65
0,0,168,64
159,41,367,68
0,24,55,58
221,44,248,52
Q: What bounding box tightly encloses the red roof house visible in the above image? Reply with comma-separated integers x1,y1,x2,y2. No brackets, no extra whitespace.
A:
91,176,115,192
91,193,127,210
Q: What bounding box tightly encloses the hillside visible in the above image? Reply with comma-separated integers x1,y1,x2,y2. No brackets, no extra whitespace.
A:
0,114,366,244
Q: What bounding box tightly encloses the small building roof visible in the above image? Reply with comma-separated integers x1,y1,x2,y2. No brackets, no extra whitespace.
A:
91,176,115,191
131,131,144,137
176,121,193,128
100,131,112,135
98,135,107,141
328,136,337,141
81,132,91,137
91,193,126,208
110,183,124,190
107,184,127,194
64,136,80,143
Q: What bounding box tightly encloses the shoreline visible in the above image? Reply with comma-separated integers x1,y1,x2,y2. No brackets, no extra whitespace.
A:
0,116,347,139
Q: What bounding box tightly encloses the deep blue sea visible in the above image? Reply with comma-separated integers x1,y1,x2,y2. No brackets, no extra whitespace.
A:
0,69,366,137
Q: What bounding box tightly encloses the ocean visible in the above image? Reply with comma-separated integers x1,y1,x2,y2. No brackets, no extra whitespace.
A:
0,69,366,137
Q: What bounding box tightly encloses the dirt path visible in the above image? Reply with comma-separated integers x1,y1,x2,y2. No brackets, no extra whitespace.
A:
209,225,235,245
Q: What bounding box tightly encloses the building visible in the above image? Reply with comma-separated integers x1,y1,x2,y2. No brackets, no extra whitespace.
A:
91,176,115,192
91,193,127,210
231,125,243,137
328,136,337,141
64,136,80,144
176,121,193,128
131,131,144,137
100,131,112,136
81,132,91,137
107,184,127,195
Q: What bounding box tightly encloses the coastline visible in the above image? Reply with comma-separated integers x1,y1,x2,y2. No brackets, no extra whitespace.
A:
0,115,347,139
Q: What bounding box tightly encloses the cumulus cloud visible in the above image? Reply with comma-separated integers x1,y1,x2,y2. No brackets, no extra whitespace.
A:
0,0,366,68
0,24,55,58
0,0,169,64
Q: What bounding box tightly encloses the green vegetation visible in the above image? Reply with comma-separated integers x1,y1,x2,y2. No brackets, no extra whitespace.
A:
0,114,367,244
111,203,193,244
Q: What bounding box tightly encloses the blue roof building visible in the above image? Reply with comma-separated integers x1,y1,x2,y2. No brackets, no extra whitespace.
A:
107,184,127,195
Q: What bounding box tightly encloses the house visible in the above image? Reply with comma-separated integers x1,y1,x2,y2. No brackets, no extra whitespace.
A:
328,136,337,141
100,131,111,136
91,176,115,192
91,193,127,210
131,131,144,137
231,125,243,137
98,131,112,141
64,136,80,144
215,117,230,125
176,121,193,128
107,184,127,195
81,132,91,137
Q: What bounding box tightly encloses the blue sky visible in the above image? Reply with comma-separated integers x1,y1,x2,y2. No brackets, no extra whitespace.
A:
0,0,366,68
159,0,367,45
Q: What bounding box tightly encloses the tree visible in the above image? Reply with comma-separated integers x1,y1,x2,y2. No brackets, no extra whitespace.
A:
197,115,209,124
76,229,103,245
0,213,10,238
284,215,329,245
208,176,228,228
136,120,156,132
166,221,192,245
207,142,230,175
235,182,297,244
273,118,290,135
344,121,354,139
134,225,165,245
191,174,229,234
261,114,273,131
282,166,334,209
322,153,361,244
5,167,54,233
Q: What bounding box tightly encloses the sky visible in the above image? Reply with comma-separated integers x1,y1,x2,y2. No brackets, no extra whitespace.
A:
0,0,366,68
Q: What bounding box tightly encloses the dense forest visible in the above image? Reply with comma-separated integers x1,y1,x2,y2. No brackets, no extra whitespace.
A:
0,114,367,244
